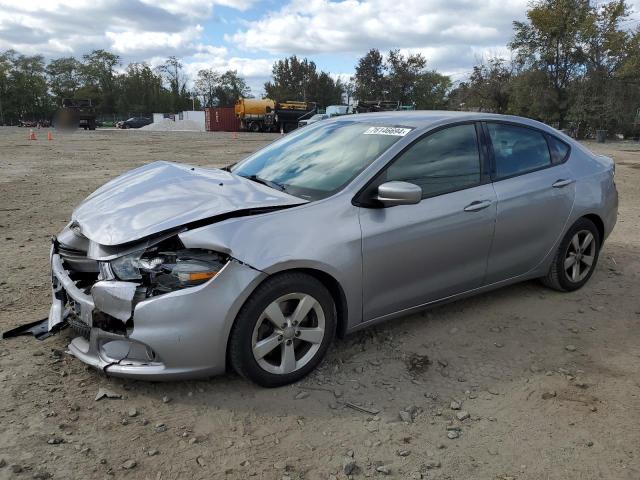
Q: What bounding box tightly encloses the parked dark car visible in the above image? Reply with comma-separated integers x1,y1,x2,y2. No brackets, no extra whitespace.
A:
116,117,152,129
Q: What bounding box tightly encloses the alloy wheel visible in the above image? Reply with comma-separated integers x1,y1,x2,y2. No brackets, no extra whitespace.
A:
251,293,325,374
564,229,596,283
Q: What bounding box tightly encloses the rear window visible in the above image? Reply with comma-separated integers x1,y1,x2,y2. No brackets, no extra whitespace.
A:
487,123,551,179
547,135,570,164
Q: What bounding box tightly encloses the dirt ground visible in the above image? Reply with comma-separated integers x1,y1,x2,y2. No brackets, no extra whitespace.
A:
0,127,639,480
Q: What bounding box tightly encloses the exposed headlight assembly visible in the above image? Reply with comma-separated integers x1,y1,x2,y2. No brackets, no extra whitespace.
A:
109,238,227,296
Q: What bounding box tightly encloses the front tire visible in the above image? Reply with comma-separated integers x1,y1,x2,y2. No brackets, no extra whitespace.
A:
541,217,601,291
229,272,336,387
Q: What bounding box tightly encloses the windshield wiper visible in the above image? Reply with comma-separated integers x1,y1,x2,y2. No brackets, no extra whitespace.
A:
242,174,286,192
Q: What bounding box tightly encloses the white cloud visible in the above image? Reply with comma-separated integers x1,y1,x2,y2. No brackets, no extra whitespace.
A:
227,0,530,75
0,0,253,58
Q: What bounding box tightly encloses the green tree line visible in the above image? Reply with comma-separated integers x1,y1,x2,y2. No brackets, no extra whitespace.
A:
1,0,638,135
448,0,640,135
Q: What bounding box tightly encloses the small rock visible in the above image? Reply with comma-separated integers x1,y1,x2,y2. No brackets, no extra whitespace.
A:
95,388,122,401
425,461,441,469
33,471,52,480
47,437,64,445
154,423,168,433
450,400,461,410
376,465,391,475
162,396,171,403
295,391,309,400
343,457,357,475
590,406,598,412
11,464,23,474
487,388,500,395
0,458,5,468
396,449,411,457
541,391,557,400
121,460,137,470
147,449,159,456
456,411,470,421
447,430,459,439
410,472,423,479
127,408,138,417
196,457,206,467
565,345,577,352
399,410,413,423
587,441,594,447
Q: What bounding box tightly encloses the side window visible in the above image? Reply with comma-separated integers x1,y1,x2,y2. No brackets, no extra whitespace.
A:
386,124,481,198
547,135,570,164
487,123,551,179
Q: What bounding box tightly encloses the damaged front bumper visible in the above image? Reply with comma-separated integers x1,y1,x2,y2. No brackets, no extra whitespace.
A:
49,243,266,380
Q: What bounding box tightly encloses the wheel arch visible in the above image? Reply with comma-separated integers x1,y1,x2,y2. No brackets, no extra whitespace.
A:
291,267,349,339
228,266,350,348
580,213,605,246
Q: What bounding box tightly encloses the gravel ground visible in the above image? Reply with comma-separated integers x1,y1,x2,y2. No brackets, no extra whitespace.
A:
0,127,639,480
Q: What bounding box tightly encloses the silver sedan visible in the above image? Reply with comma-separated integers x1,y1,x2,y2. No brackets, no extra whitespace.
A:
47,112,618,386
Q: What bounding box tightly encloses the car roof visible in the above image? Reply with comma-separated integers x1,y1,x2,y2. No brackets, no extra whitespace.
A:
331,110,557,133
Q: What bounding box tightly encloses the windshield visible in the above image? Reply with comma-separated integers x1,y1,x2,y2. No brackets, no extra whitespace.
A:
231,121,409,201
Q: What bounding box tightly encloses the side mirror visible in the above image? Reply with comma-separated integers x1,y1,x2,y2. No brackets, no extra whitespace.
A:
376,181,422,207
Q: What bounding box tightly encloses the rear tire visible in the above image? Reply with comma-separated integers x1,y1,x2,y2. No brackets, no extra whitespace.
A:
229,272,336,387
541,217,601,292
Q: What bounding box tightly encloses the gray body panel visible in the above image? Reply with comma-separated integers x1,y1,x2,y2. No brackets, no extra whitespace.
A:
48,111,618,379
359,183,497,320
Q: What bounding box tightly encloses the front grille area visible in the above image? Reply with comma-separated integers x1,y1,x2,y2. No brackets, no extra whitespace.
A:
69,315,91,340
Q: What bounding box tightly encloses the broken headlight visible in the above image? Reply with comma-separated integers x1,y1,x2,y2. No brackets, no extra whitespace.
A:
109,242,228,295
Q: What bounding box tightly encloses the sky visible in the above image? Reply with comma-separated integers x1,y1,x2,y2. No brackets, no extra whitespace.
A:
1,0,639,95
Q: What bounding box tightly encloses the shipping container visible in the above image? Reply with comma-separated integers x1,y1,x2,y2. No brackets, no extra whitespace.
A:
205,107,241,132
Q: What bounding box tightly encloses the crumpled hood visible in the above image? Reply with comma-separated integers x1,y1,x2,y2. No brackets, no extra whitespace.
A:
72,161,306,246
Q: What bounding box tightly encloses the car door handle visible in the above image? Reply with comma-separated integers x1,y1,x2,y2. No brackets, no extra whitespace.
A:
552,178,575,188
464,200,493,212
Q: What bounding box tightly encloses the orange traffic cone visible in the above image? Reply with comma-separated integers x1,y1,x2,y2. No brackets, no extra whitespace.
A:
47,131,53,141
28,129,37,140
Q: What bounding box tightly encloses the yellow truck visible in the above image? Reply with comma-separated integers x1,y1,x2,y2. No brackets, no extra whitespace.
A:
235,98,316,132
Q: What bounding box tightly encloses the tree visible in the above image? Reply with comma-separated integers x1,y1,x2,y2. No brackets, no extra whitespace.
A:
386,49,427,105
81,49,120,113
8,53,51,121
196,69,250,107
157,56,193,111
353,49,451,108
463,58,513,113
510,0,591,126
195,69,220,107
46,57,82,104
413,71,451,110
264,56,343,106
569,0,633,132
354,49,386,101
216,70,250,106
